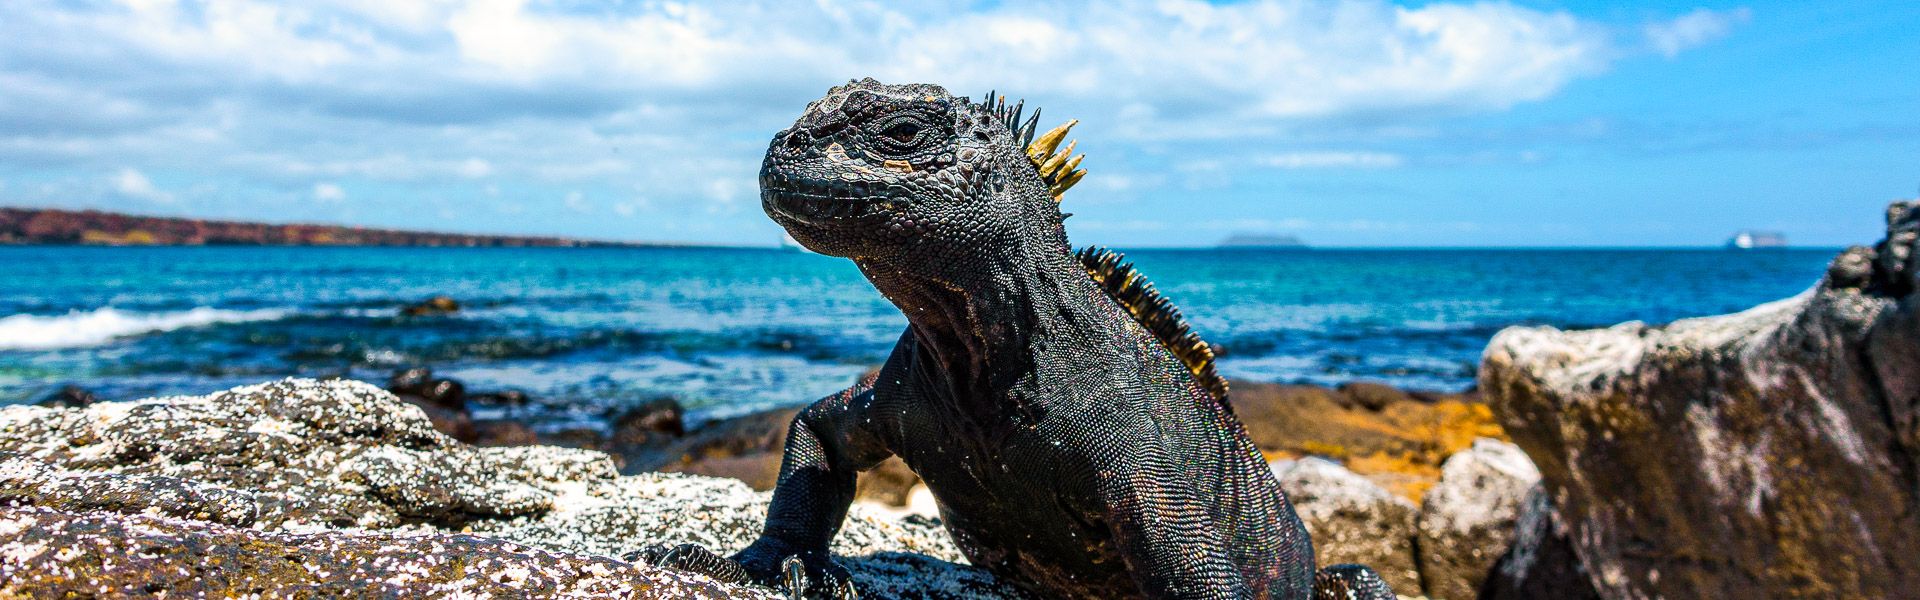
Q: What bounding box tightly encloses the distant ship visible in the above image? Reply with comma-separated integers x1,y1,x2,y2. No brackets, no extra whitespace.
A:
1726,230,1788,249
1217,233,1308,249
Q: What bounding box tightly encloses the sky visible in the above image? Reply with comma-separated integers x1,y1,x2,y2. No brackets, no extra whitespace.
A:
0,0,1915,247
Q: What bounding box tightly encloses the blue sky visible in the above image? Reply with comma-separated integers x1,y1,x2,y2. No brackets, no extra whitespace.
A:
0,1,1914,247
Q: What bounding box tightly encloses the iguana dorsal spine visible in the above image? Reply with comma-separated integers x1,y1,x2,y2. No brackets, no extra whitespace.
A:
1075,245,1231,403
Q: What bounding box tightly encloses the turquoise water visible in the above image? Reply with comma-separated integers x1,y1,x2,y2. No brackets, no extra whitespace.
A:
0,246,1835,422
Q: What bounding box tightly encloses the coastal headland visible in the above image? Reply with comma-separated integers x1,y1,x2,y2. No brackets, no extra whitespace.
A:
0,207,657,247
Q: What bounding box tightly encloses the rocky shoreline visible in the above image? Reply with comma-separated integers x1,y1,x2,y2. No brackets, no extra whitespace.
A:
0,379,1009,599
7,375,1528,598
4,200,1913,599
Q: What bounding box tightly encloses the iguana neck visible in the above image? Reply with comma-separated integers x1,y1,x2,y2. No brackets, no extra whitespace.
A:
857,236,1113,412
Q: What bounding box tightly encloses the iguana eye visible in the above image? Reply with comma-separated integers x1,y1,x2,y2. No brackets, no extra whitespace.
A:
866,111,945,157
883,122,922,144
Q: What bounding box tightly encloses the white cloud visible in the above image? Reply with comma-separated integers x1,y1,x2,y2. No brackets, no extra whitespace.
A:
563,190,591,213
706,178,741,214
3,1,1627,133
458,158,493,178
111,168,173,203
1262,151,1405,169
313,182,346,202
1645,8,1752,58
0,1,1739,241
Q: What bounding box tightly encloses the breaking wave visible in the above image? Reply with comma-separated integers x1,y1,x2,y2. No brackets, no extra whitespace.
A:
0,307,290,350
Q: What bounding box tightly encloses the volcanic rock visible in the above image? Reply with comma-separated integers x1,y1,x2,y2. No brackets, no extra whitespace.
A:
1478,487,1600,600
400,295,462,316
33,385,97,409
1480,200,1920,597
1413,438,1539,600
1270,457,1421,595
611,397,687,448
0,379,1019,599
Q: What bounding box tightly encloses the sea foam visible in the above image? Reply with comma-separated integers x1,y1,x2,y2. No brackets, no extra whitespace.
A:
0,307,288,350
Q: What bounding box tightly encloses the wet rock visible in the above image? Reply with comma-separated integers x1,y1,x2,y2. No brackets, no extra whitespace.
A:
471,388,532,409
384,368,471,439
1481,200,1920,597
1271,457,1421,595
386,367,464,411
630,407,798,485
33,385,97,408
611,397,687,448
400,295,461,316
420,378,466,410
0,379,1021,599
413,401,477,444
474,418,539,447
386,367,436,396
1337,381,1412,411
1414,438,1539,600
1477,487,1599,600
539,426,609,452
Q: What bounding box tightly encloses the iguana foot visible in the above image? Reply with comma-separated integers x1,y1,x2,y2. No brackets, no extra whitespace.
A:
1312,564,1395,600
736,539,858,600
628,543,753,585
630,541,856,600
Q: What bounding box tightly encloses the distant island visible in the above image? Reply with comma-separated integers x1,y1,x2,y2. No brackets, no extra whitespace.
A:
1217,233,1308,249
1726,230,1788,249
0,207,654,247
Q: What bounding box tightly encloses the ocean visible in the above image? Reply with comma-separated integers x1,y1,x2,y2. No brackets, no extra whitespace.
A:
0,246,1835,425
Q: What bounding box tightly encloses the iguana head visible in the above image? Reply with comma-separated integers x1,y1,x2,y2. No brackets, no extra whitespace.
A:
762,80,1229,401
760,78,1084,261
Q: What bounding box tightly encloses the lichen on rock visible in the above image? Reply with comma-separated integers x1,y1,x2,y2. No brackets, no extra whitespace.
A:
1481,200,1920,598
1270,457,1422,595
0,378,1019,599
1413,438,1539,600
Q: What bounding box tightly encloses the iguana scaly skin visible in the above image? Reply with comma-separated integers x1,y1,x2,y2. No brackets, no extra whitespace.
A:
651,79,1394,600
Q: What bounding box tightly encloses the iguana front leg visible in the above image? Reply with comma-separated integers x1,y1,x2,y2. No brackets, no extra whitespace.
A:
732,389,887,593
643,379,889,599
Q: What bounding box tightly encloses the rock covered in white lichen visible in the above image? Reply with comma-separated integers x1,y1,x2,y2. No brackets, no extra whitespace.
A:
1270,457,1421,595
0,504,773,599
1413,438,1539,600
0,378,1021,599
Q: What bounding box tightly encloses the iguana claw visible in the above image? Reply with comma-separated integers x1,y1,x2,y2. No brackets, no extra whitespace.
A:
780,555,809,598
630,542,856,600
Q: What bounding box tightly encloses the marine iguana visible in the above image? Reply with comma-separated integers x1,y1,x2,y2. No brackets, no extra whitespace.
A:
646,79,1394,600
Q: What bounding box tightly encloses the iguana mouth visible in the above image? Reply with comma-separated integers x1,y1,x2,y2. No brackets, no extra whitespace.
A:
761,171,899,223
